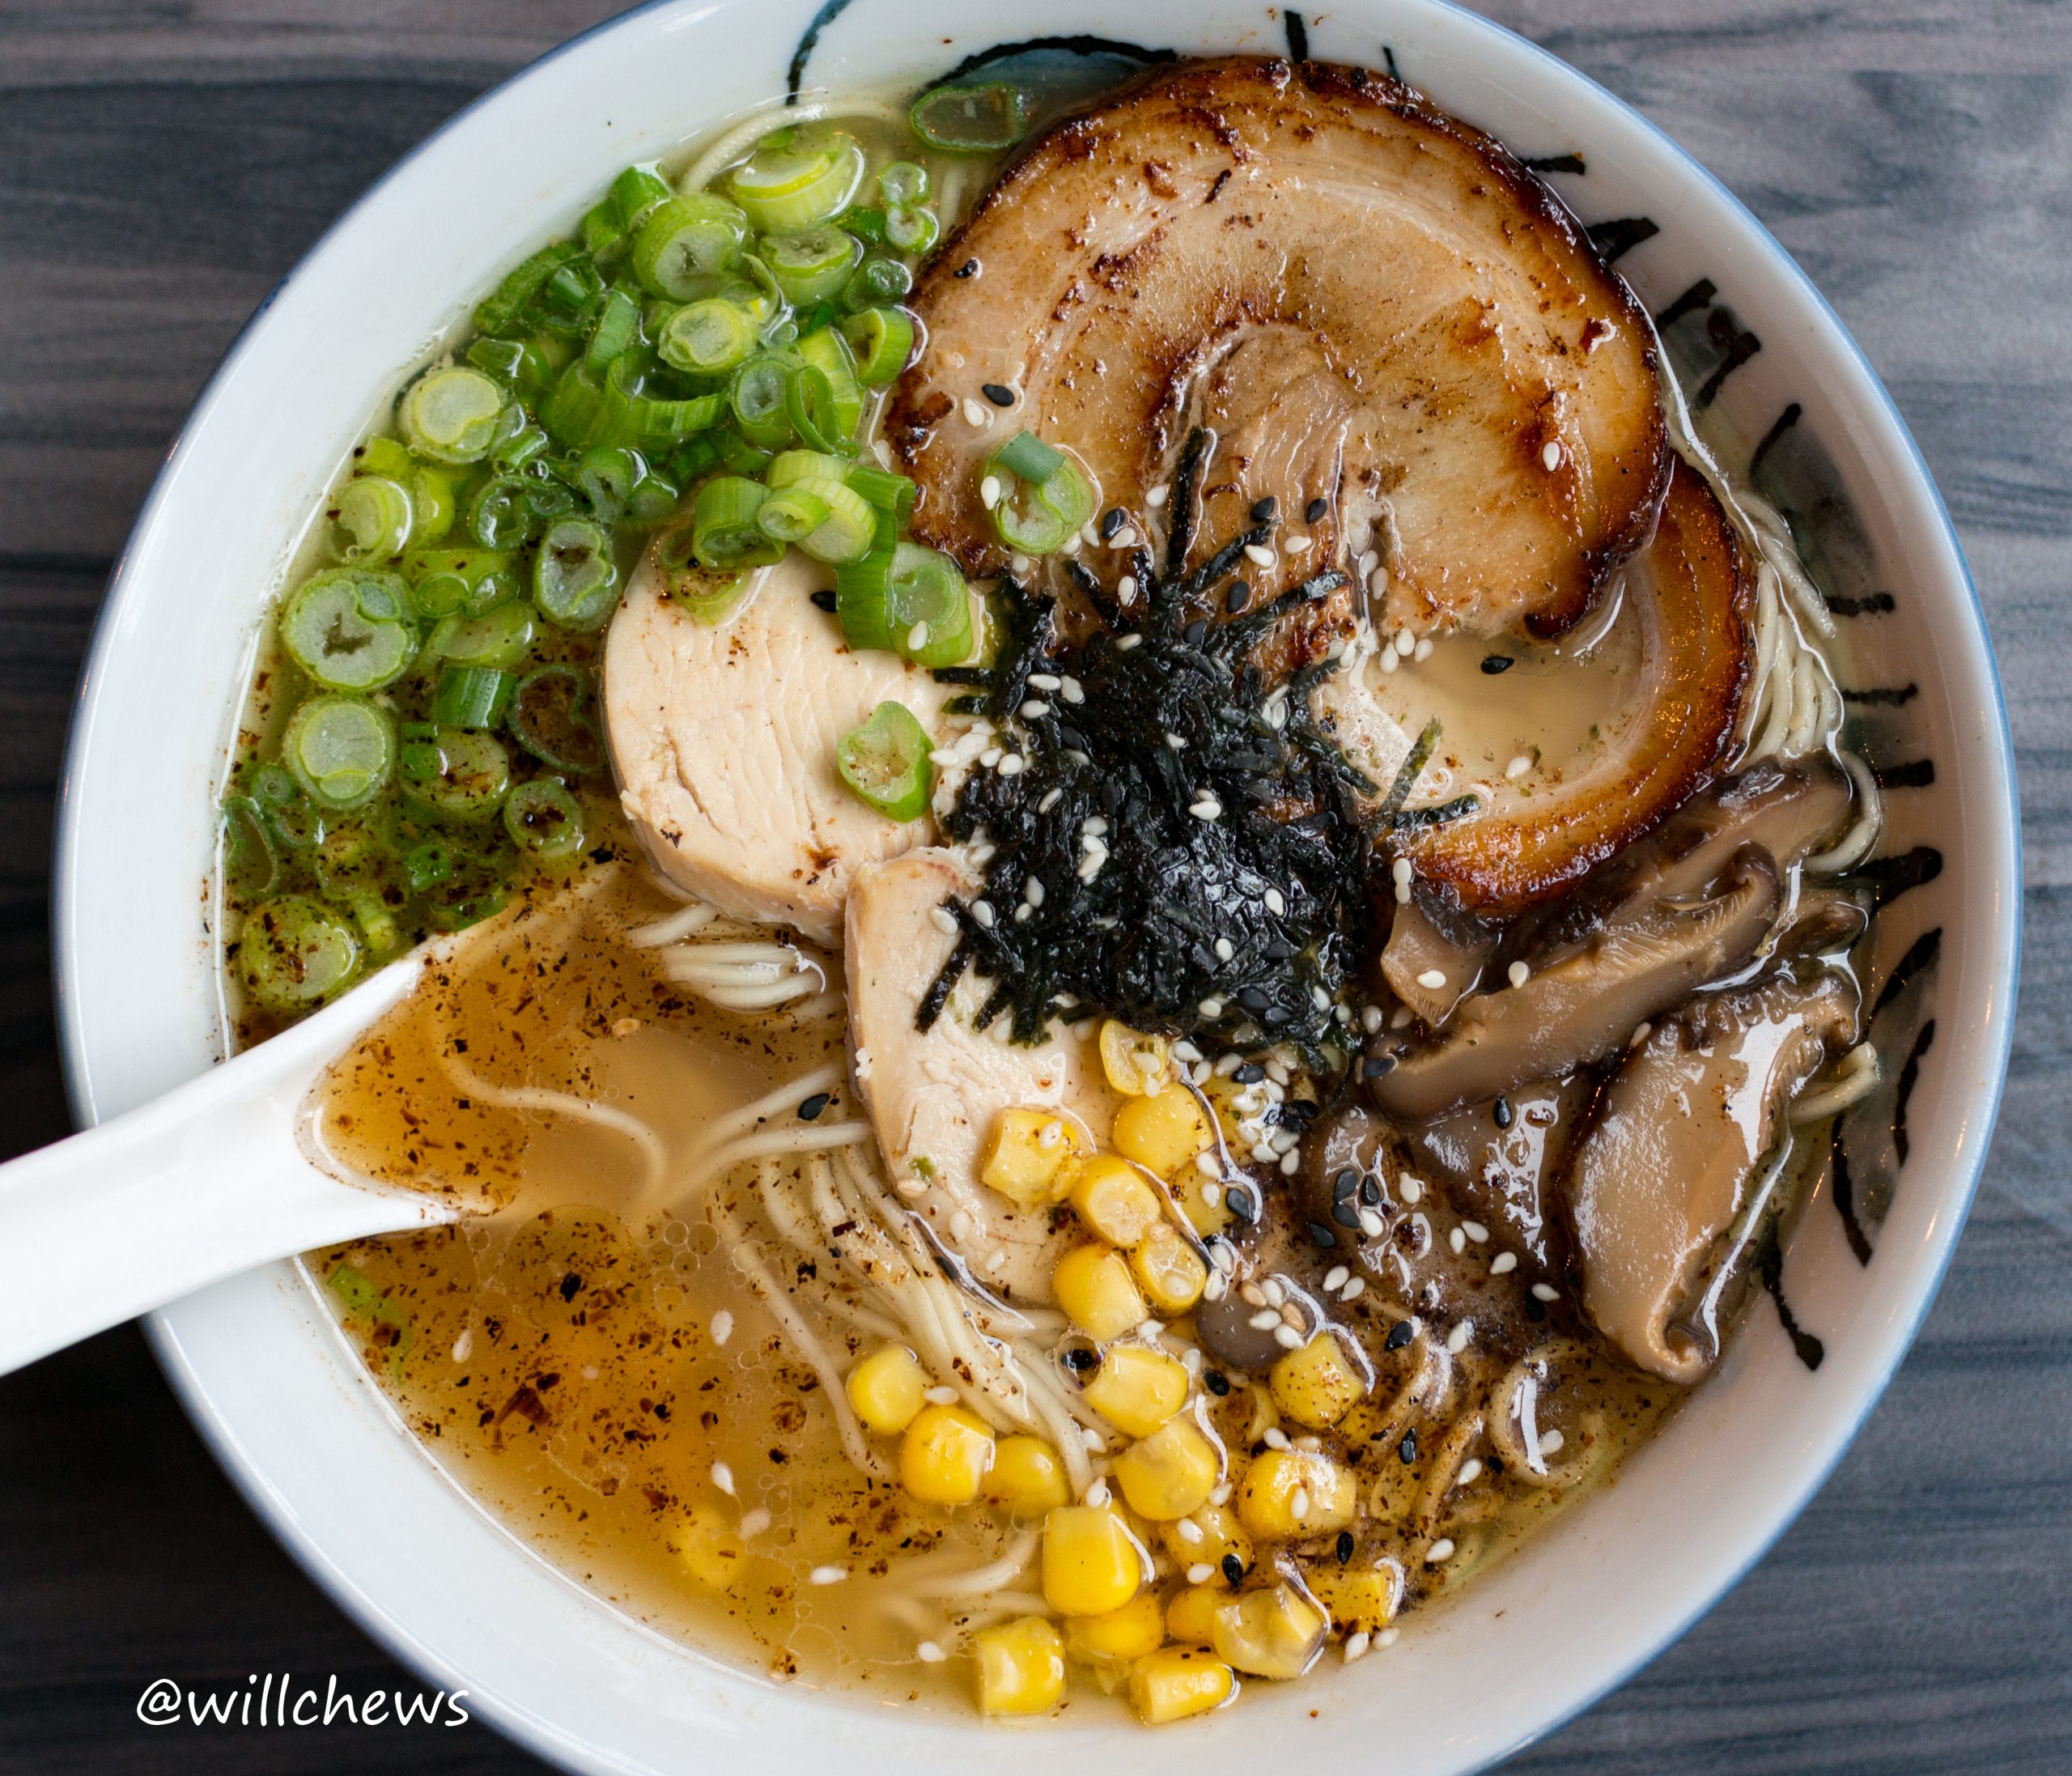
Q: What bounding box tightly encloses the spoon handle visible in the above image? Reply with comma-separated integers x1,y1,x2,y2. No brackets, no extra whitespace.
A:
0,954,453,1376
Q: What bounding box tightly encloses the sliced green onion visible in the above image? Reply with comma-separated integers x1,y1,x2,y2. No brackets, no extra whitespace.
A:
767,448,850,495
431,665,516,729
761,225,864,305
475,240,585,337
280,567,416,692
692,475,781,570
333,475,414,559
727,126,866,234
465,335,526,388
407,465,456,543
878,160,931,208
625,462,680,525
400,724,512,822
491,423,551,474
835,541,974,666
839,204,889,247
797,482,877,564
396,366,509,465
356,436,414,480
632,193,749,300
602,355,724,446
911,83,1028,154
846,461,919,529
424,600,537,672
403,839,454,892
885,204,940,256
403,546,518,619
508,664,603,771
580,199,622,258
729,354,796,448
282,695,396,810
783,363,846,454
236,894,360,1011
611,163,673,233
658,297,759,375
715,429,775,476
584,286,643,374
571,444,639,523
840,254,914,313
533,517,622,631
755,487,831,545
427,885,510,933
794,325,864,440
503,779,585,860
842,306,916,385
222,795,279,897
992,429,1065,483
468,473,554,549
837,701,934,822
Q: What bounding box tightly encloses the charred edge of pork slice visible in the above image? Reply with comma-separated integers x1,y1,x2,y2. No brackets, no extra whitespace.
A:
888,53,1670,638
1395,456,1757,916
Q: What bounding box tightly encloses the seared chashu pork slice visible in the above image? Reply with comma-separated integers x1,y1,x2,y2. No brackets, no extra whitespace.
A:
890,55,1666,641
1324,457,1756,917
604,550,953,945
846,848,1116,1306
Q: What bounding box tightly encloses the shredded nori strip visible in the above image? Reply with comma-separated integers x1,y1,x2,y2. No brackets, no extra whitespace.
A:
920,427,1378,1059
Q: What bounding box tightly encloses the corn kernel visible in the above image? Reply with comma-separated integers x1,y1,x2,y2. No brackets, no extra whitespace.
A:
980,1107,1083,1208
678,1502,747,1592
1157,1501,1253,1580
1112,1089,1216,1178
1235,1447,1357,1540
1306,1557,1403,1634
1164,1583,1225,1646
1167,1172,1234,1239
1042,1505,1145,1616
1053,1244,1147,1342
1211,1582,1328,1680
985,1435,1072,1517
1068,1154,1163,1246
1269,1331,1368,1430
1128,1647,1235,1723
974,1617,1067,1715
1113,1417,1220,1520
845,1343,928,1435
1131,1222,1208,1314
1064,1589,1166,1664
899,1404,995,1505
1082,1345,1189,1438
1099,1020,1170,1096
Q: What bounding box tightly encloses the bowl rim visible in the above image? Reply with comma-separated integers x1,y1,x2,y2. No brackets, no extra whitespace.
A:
50,2,2021,1770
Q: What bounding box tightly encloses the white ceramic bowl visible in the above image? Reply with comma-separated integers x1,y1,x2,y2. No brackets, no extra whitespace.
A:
54,2,2019,1771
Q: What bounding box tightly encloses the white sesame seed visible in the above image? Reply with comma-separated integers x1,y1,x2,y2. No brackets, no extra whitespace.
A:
1249,1310,1282,1332
711,1461,736,1495
979,746,1002,767
1394,628,1415,654
1280,1151,1301,1176
979,474,1002,509
1213,937,1235,962
1399,1175,1423,1205
1630,1021,1653,1048
1190,797,1222,821
1341,1277,1365,1301
1416,968,1446,990
1264,887,1285,915
1311,984,1331,1009
997,754,1025,776
1085,1478,1111,1507
1187,1562,1216,1585
1412,638,1433,662
1357,1208,1386,1238
1243,543,1276,568
1463,1221,1489,1243
1446,1320,1472,1354
1038,1120,1065,1150
971,900,996,928
1020,699,1051,719
1290,1487,1311,1521
1118,575,1139,601
1038,787,1063,814
1361,1005,1385,1035
1083,1427,1106,1452
1426,1538,1457,1564
1176,1516,1204,1544
1011,553,1032,574
1146,482,1170,508
1344,1631,1372,1662
1505,753,1534,780
1274,1319,1303,1344
1508,960,1531,988
1115,633,1142,651
1391,858,1412,886
1541,440,1563,472
1541,1429,1567,1455
928,906,958,937
809,1565,849,1585
1490,1251,1519,1275
963,397,991,427
1448,1226,1467,1256
1060,675,1085,703
711,1309,735,1347
1199,996,1225,1018
1286,533,1313,554
739,1506,771,1536
923,1385,957,1405
1378,1628,1400,1647
1391,1006,1413,1030
1165,731,1187,750
1531,1282,1560,1302
1323,1264,1350,1291
1380,648,1399,674
917,1640,946,1663
1263,1426,1290,1449
1454,1458,1484,1489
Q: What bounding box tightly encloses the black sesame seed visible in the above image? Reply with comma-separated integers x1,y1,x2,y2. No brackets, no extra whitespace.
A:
1385,1319,1415,1351
1494,1094,1514,1130
1333,1167,1360,1200
1525,1294,1548,1324
1222,1553,1246,1586
1099,507,1127,541
1335,1530,1355,1564
1480,653,1516,675
1225,580,1253,614
953,258,979,278
1399,1429,1419,1464
1331,1201,1361,1230
1098,777,1125,813
1360,1176,1382,1207
1182,618,1209,647
1226,1188,1259,1224
809,588,839,612
1309,1221,1339,1249
1250,496,1276,522
981,382,1016,407
1233,1063,1266,1085
1204,1369,1231,1396
797,1092,830,1120
1361,1053,1397,1079
1238,986,1272,1012
1306,497,1328,524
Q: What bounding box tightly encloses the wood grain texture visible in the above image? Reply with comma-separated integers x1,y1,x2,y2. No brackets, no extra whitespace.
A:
0,3,2066,1771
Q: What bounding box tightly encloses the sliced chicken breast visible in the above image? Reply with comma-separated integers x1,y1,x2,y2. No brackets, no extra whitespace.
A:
846,848,1117,1305
604,549,954,945
890,55,1667,641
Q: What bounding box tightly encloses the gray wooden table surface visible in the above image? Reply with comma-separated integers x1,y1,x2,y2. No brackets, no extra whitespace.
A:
2,2,2067,1770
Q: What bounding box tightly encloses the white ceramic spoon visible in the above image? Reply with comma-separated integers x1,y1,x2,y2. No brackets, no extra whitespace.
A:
0,944,461,1376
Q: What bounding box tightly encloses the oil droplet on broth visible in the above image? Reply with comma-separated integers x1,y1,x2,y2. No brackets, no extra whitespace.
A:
308,856,1005,1703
